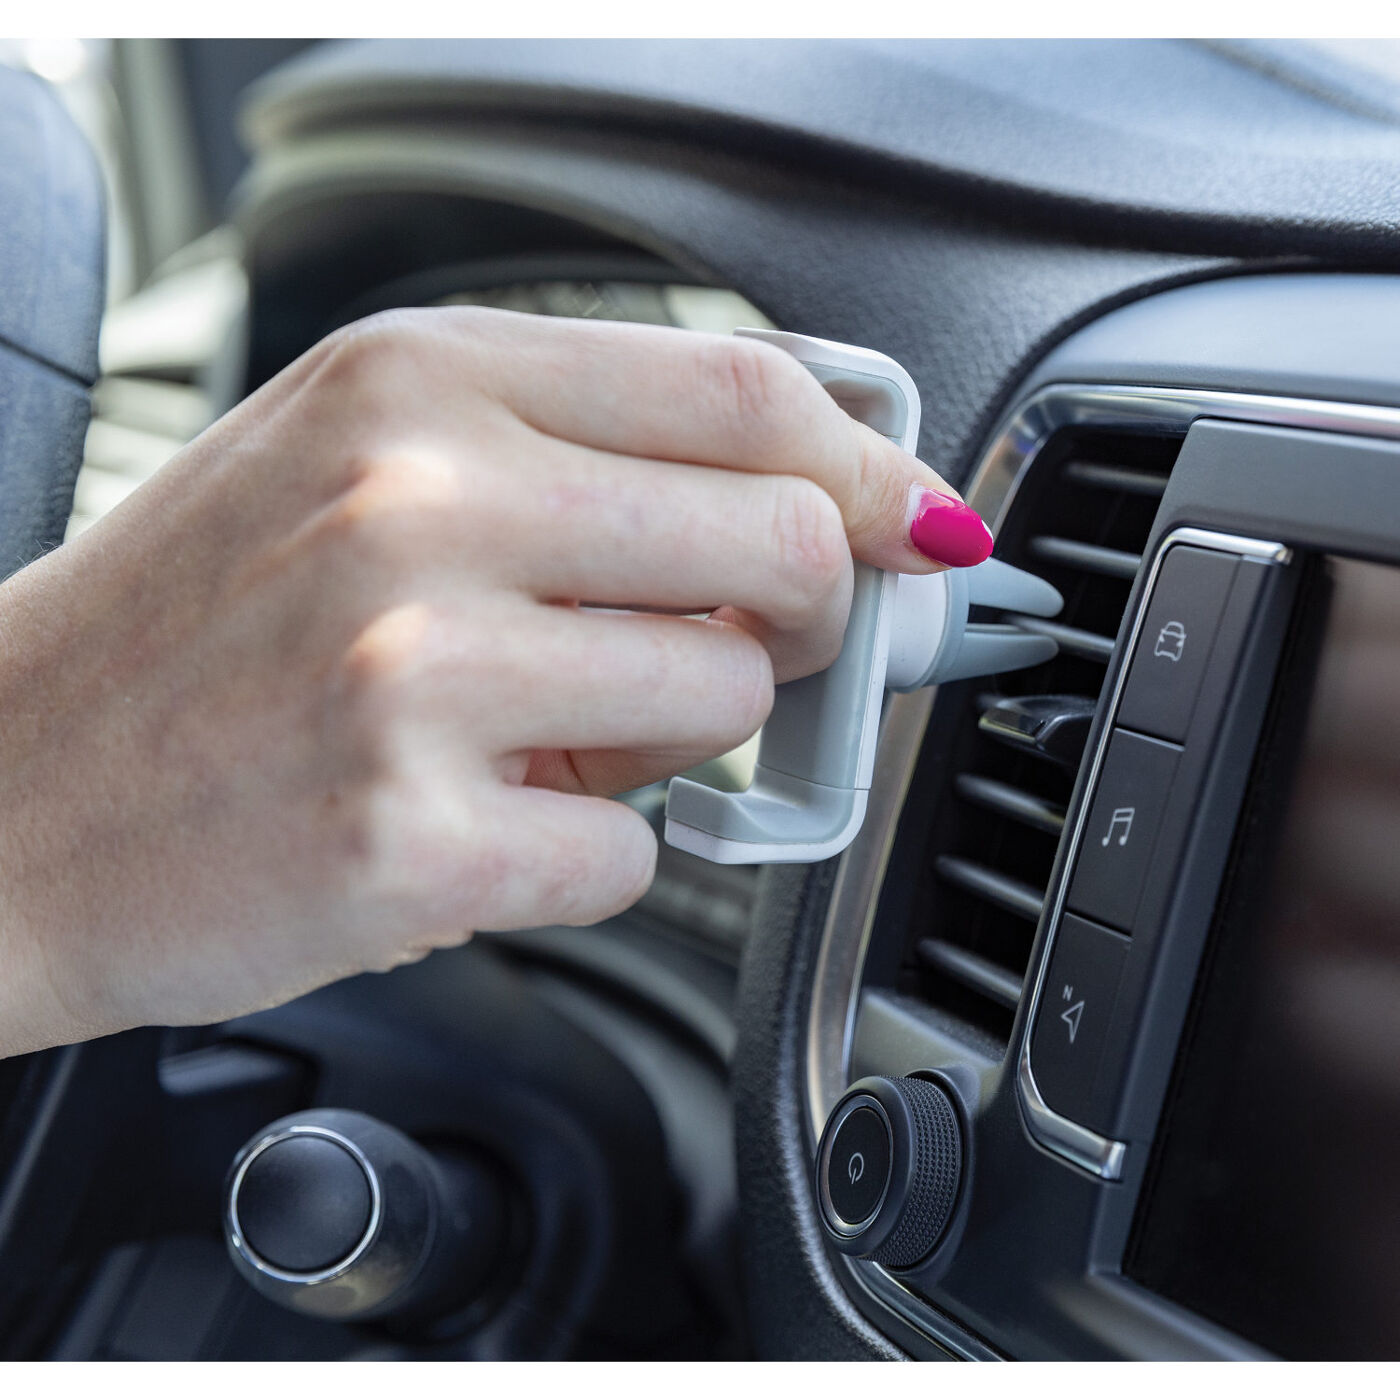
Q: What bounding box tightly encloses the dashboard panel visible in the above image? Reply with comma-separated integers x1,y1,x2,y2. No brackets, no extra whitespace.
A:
229,42,1400,1359
803,274,1400,1359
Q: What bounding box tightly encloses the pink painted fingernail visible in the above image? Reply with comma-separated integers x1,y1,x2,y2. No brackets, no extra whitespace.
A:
908,487,994,567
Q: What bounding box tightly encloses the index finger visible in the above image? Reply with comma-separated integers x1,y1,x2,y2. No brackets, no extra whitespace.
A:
439,308,994,574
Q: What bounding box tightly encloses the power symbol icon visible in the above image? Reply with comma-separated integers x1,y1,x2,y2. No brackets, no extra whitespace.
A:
824,1104,892,1226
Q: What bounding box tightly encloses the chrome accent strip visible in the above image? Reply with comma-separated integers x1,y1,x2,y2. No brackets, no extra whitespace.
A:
805,380,1378,1348
1017,525,1289,1180
974,385,1400,532
226,1123,383,1286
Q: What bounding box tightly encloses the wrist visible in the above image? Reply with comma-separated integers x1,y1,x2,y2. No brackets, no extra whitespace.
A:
0,574,113,1059
0,912,89,1059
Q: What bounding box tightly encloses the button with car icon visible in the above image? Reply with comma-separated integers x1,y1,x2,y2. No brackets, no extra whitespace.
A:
1119,547,1239,742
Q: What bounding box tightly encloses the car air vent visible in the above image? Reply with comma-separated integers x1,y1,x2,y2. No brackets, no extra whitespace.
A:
897,431,1183,1047
68,375,211,538
68,246,243,540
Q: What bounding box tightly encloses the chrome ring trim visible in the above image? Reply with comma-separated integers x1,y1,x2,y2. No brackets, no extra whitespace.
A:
816,1093,894,1237
1017,525,1290,1180
804,379,1394,1347
226,1124,383,1286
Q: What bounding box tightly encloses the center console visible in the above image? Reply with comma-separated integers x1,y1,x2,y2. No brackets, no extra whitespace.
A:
805,273,1400,1360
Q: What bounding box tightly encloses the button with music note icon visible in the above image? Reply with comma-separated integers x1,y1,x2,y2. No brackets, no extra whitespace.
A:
1068,729,1181,933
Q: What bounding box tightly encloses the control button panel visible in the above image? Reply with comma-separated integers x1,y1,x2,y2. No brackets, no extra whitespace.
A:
1021,525,1295,1183
1067,729,1182,933
1117,546,1238,742
1030,914,1131,1129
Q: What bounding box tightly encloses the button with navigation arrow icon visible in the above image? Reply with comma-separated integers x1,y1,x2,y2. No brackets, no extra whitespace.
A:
1061,993,1085,1044
1029,914,1131,1133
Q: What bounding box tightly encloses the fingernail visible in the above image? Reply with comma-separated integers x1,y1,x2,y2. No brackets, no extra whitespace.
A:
908,487,994,567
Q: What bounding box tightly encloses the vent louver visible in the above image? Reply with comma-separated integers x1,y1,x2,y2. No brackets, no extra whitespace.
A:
901,431,1183,1046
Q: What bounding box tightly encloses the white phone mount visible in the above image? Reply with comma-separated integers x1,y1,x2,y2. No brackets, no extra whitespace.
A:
663,330,1063,865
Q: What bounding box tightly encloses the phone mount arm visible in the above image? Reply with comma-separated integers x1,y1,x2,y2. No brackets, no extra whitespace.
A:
663,330,1061,865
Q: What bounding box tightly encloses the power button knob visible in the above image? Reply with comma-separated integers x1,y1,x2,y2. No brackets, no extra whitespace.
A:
816,1076,963,1270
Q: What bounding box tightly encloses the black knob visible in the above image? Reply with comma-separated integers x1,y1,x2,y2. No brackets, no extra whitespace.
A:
815,1075,963,1269
235,1131,375,1274
225,1109,507,1322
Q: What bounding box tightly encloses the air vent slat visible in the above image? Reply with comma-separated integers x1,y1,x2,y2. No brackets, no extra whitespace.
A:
1029,535,1141,580
1006,616,1116,663
934,856,1044,923
954,773,1066,835
916,939,1023,1011
895,428,1183,1050
1061,459,1169,498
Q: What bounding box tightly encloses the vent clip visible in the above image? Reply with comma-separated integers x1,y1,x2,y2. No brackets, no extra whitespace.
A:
664,330,1062,865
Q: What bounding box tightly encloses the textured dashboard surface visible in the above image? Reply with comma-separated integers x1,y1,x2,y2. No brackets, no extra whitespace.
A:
235,120,1231,488
245,39,1400,253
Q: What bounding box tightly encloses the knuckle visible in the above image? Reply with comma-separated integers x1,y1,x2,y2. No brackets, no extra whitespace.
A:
771,476,850,614
314,309,423,384
436,302,516,339
318,783,404,912
617,822,660,910
704,336,807,440
337,777,500,922
314,306,511,394
526,806,657,928
331,604,515,775
349,444,465,511
339,603,435,699
808,616,848,676
850,424,909,536
332,607,443,761
719,628,776,739
589,814,659,922
319,446,475,562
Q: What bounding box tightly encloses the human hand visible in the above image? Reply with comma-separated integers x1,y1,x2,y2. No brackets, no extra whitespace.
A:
0,308,990,1055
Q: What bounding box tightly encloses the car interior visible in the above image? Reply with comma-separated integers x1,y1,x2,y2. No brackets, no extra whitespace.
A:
2,36,1400,1361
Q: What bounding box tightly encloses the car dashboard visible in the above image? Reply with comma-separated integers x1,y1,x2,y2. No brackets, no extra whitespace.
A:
2,37,1400,1361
